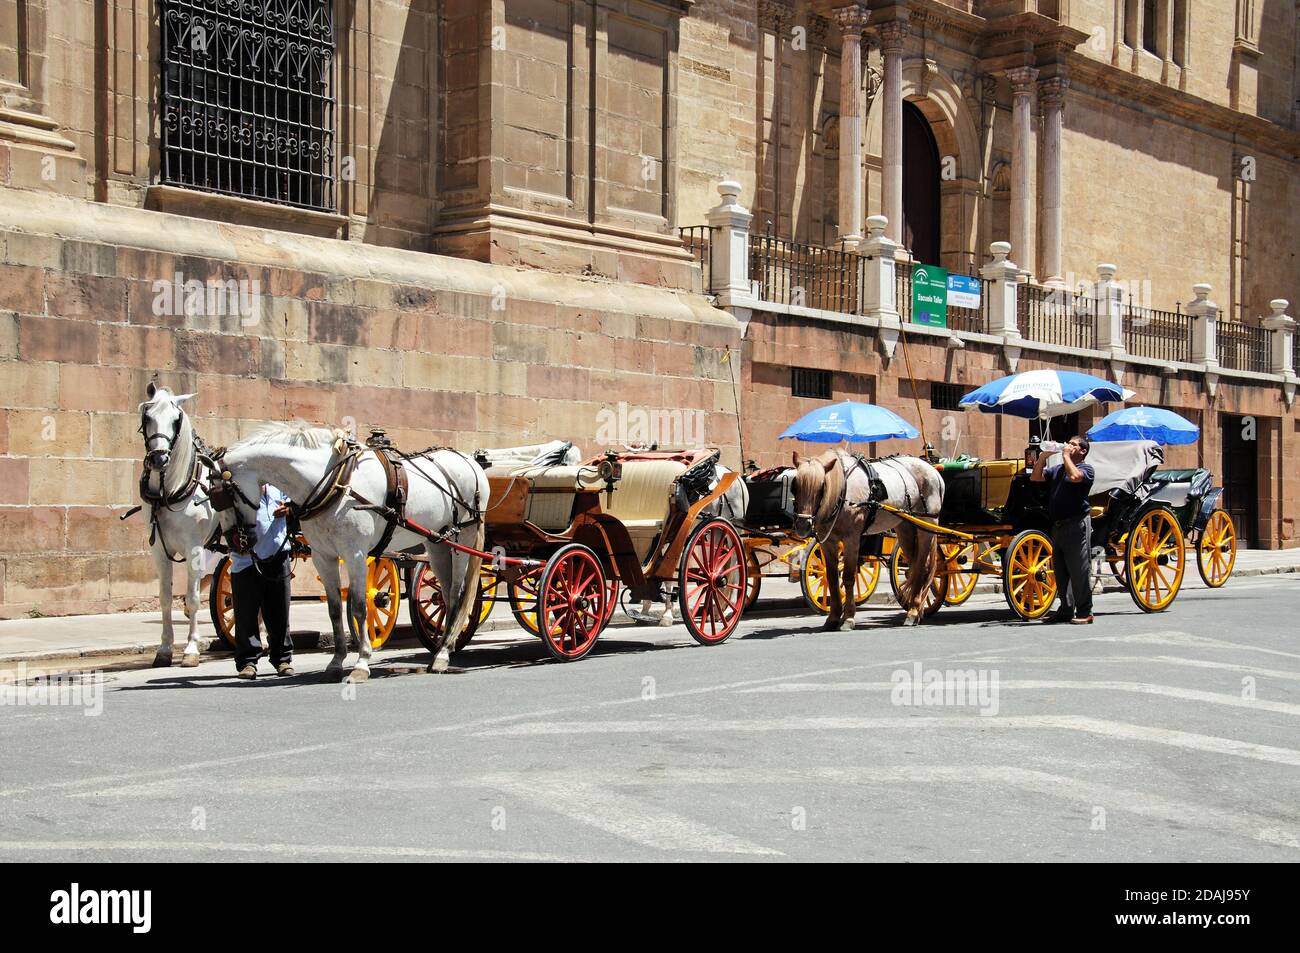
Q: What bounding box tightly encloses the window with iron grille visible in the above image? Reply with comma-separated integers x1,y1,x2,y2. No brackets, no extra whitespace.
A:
792,368,832,400
931,382,964,411
160,0,337,212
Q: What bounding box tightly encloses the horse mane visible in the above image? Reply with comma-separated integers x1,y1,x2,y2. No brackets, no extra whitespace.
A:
236,420,336,450
816,450,845,524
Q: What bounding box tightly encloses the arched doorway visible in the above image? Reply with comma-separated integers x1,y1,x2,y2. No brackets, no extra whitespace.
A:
902,100,941,266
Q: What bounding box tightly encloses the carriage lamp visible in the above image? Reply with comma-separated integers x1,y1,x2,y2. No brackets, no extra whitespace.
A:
366,427,392,449
923,442,938,463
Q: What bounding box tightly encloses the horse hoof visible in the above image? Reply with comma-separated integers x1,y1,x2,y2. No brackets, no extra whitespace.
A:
151,653,172,668
427,655,450,674
325,665,345,682
346,668,369,684
821,618,843,632
658,614,674,627
179,654,200,668
903,614,920,627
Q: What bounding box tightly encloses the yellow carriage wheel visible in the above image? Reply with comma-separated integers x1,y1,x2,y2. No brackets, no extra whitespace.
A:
508,566,543,635
887,546,947,618
477,566,499,626
319,556,401,649
1125,507,1186,612
208,555,237,649
1002,530,1057,620
940,542,979,606
800,541,880,615
363,557,401,649
1196,510,1237,588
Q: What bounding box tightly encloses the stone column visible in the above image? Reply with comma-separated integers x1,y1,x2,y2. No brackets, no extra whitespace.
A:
980,241,1021,339
833,5,870,246
1262,299,1296,376
1007,66,1039,280
1094,263,1125,356
860,214,899,318
877,19,909,246
706,180,754,298
1038,76,1068,285
1187,283,1220,368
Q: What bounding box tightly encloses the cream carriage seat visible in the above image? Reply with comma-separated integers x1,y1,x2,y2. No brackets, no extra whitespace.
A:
602,460,688,560
510,465,607,531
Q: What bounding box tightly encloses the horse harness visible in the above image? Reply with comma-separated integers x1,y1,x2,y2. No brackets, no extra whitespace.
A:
125,412,221,563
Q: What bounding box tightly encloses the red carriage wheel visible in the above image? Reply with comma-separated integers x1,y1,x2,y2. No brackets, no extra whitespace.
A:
599,577,621,634
407,563,486,655
676,517,746,646
537,544,609,662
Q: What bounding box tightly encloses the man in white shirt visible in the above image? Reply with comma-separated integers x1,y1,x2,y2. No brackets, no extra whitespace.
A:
230,485,294,679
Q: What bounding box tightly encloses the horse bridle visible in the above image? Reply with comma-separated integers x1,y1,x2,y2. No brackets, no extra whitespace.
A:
139,408,182,471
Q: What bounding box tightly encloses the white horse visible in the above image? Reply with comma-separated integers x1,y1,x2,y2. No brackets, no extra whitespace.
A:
215,423,488,681
136,384,220,668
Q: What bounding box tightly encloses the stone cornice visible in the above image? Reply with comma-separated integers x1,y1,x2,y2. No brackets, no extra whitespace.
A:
1065,52,1300,160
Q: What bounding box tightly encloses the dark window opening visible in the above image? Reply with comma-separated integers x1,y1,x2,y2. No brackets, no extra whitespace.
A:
792,367,832,400
160,0,337,212
902,100,941,267
931,382,964,411
1142,0,1158,53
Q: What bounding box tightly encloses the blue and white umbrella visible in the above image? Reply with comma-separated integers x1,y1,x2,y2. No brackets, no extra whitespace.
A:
959,370,1135,419
1087,406,1199,445
779,401,919,443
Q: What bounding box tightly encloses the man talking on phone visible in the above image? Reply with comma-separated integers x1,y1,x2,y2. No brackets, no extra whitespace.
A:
1031,435,1096,624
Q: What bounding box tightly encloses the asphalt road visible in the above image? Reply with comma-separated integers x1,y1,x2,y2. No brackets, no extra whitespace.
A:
2,574,1298,862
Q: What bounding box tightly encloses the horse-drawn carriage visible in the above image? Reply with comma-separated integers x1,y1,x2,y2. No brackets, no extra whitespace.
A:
915,440,1235,620
467,447,747,661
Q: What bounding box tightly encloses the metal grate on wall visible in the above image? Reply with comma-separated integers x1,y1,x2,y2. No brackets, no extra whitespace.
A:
792,367,832,400
160,0,337,212
930,382,964,411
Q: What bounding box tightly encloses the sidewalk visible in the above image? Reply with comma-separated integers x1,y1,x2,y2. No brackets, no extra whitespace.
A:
1,548,1296,666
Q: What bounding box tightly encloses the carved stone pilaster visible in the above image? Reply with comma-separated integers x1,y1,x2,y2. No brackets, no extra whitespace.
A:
831,4,870,36
876,19,910,54
759,0,794,32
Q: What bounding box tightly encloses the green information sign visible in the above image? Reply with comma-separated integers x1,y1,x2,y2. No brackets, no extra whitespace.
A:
912,264,948,328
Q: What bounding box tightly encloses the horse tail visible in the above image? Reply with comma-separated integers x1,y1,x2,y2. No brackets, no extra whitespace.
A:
446,517,484,650
898,526,939,612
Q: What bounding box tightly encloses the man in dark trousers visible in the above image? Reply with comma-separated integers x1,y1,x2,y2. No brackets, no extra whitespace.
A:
230,484,294,679
1031,435,1096,624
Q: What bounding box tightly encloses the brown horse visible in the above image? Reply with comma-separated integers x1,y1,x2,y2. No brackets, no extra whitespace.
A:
792,449,945,628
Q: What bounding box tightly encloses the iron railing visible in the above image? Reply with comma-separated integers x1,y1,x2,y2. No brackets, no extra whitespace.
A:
1294,328,1300,376
1123,301,1192,363
1017,283,1097,350
678,226,713,293
159,0,337,211
895,265,912,323
748,233,864,314
1216,320,1270,373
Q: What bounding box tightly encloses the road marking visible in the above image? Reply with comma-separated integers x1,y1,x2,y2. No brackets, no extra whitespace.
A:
1069,630,1300,661
737,679,1300,717
0,839,592,861
479,715,1300,767
956,655,1300,682
484,777,781,856
485,764,1300,852
0,655,949,799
